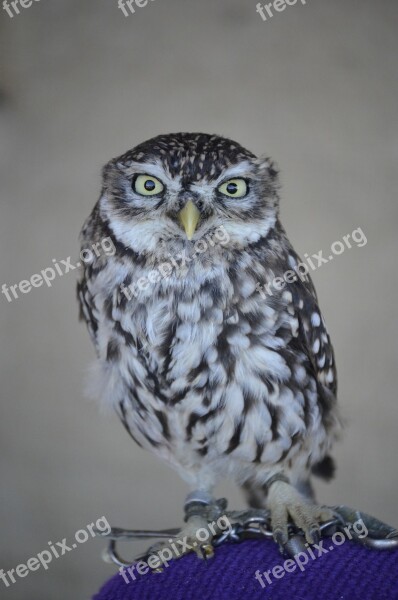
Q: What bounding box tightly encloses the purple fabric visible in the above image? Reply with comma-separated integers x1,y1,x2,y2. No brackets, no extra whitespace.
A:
93,538,398,600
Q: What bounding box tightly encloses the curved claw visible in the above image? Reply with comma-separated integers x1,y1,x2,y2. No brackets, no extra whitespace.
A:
307,526,321,545
283,534,308,558
199,544,215,560
273,527,289,547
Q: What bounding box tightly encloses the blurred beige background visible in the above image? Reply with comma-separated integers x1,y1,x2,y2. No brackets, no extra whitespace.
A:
0,0,397,598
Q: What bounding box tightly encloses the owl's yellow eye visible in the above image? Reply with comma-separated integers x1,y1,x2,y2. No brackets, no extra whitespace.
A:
134,175,164,196
218,178,248,198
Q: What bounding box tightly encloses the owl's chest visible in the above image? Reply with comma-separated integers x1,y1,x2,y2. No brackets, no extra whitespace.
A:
109,265,313,464
124,264,293,399
131,281,231,380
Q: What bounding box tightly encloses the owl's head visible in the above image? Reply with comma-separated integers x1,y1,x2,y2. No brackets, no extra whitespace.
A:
99,133,280,256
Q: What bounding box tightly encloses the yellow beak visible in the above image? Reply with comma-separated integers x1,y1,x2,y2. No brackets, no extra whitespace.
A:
178,200,200,240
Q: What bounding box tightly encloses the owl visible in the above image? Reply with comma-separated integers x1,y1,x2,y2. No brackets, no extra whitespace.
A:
77,133,341,554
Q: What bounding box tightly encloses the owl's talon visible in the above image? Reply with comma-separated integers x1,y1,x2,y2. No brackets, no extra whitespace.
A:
143,512,217,565
283,533,309,557
273,527,289,547
268,480,332,550
307,526,321,545
199,543,214,559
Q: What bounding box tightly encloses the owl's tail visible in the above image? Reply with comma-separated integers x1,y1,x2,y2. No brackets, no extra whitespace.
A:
311,454,336,481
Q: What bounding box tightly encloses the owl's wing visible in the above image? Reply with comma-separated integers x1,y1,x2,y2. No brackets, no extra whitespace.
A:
287,252,337,399
76,207,101,350
77,275,99,350
281,249,340,478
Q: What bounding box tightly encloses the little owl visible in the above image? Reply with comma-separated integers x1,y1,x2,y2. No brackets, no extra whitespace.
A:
77,133,340,556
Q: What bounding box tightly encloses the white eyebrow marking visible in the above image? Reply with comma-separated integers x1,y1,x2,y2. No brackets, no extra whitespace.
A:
214,161,254,183
121,160,182,193
189,161,255,195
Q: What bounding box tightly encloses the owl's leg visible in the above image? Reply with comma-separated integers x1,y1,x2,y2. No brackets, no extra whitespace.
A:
266,476,334,546
179,491,221,559
145,492,228,564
